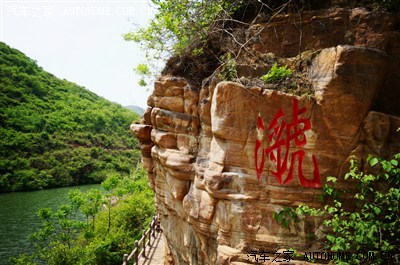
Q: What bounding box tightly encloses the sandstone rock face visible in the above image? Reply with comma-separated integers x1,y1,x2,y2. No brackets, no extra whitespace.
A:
131,8,400,265
248,8,397,57
243,7,400,116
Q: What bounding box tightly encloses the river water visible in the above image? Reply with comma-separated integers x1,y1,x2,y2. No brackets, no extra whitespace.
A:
0,184,102,264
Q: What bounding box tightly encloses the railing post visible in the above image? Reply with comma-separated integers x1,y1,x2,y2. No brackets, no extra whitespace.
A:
155,220,157,236
134,240,139,264
152,217,156,238
156,214,161,233
123,253,128,265
148,228,151,247
122,214,163,264
142,229,146,258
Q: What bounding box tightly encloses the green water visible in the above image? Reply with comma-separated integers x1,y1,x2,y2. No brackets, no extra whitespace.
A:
0,184,102,264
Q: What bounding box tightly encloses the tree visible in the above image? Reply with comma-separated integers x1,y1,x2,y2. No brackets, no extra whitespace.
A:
125,0,400,86
124,0,245,84
81,189,102,231
11,165,155,265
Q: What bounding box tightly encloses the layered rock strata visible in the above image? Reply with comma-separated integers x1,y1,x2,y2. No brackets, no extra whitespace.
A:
131,7,400,265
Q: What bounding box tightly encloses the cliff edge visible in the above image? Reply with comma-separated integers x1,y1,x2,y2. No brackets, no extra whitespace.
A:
131,7,400,265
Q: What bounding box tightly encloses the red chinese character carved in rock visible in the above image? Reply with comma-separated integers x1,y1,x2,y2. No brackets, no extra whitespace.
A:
254,98,321,188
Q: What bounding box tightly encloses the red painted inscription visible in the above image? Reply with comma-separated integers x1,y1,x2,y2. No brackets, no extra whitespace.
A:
254,98,321,188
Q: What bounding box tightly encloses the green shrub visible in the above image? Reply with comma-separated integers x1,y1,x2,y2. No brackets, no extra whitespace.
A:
261,63,292,83
218,53,237,81
296,154,400,264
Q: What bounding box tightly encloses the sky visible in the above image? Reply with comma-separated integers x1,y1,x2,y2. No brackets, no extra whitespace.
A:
1,0,157,109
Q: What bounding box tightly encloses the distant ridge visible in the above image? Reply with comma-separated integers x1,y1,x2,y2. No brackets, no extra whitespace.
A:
124,105,145,116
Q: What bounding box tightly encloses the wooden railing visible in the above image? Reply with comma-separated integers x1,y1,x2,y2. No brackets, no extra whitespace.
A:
122,214,162,265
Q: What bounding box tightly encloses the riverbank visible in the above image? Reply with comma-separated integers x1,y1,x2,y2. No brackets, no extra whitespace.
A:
0,184,102,264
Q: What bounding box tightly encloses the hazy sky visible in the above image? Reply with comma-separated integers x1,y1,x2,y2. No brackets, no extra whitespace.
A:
1,0,156,108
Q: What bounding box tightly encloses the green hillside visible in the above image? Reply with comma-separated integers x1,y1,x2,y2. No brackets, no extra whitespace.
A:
124,105,145,116
0,42,140,192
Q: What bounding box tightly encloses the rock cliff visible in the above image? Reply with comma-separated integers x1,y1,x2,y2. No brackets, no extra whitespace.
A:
131,7,400,265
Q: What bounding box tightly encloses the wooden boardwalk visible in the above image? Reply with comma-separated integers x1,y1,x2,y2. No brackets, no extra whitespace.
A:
123,215,164,265
137,232,165,265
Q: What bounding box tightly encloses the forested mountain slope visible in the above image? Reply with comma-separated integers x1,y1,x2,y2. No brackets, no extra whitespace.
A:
124,105,145,116
0,42,139,192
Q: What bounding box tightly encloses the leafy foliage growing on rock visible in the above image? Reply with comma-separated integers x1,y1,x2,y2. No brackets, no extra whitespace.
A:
260,63,292,83
297,154,400,264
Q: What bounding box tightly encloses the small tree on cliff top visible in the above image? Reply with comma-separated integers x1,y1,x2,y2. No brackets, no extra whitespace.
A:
124,0,306,85
124,0,241,86
124,0,239,59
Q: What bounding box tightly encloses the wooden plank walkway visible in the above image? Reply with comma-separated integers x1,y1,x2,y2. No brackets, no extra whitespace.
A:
137,232,165,265
123,215,164,265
